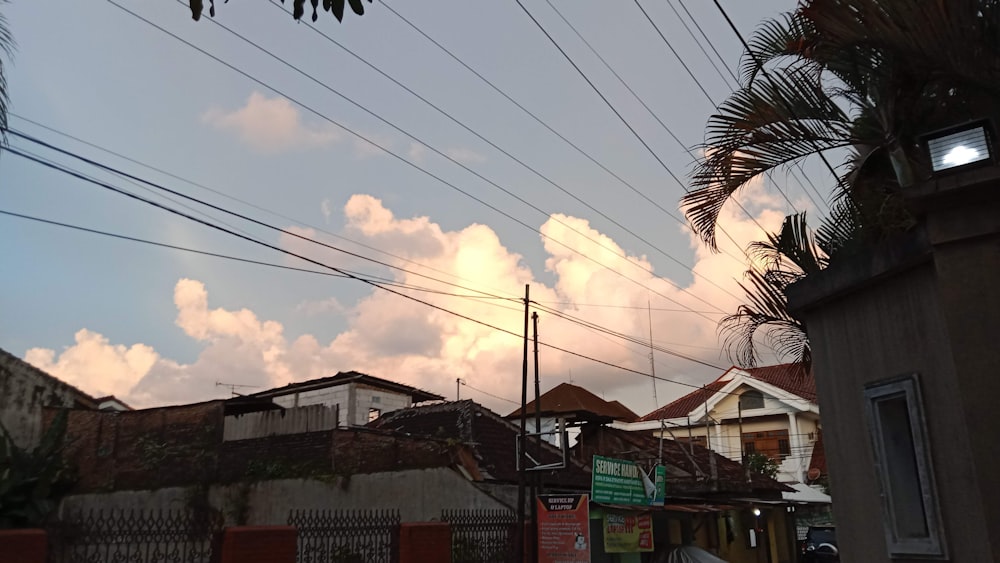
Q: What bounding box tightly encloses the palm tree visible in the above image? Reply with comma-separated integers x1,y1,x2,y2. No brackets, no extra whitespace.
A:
721,213,826,368
690,0,1000,367
683,0,1000,252
0,4,13,143
188,0,372,23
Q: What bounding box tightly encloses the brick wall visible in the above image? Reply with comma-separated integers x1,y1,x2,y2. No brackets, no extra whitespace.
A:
219,526,297,563
0,529,47,563
398,522,451,563
218,431,334,482
49,402,225,492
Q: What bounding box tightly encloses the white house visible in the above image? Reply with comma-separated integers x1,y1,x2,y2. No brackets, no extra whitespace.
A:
251,371,444,427
619,364,825,490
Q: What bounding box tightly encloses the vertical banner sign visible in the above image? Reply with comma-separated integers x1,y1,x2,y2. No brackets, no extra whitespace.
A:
591,455,649,505
537,494,591,563
603,511,653,553
652,466,666,506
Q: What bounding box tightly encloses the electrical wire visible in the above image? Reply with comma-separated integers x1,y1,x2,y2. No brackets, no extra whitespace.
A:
460,380,520,406
5,143,741,393
9,112,528,304
261,0,745,305
105,0,726,322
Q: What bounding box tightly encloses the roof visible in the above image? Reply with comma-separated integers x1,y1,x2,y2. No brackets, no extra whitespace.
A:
253,370,444,403
574,425,791,495
638,363,815,422
0,347,97,408
371,400,591,488
505,382,638,422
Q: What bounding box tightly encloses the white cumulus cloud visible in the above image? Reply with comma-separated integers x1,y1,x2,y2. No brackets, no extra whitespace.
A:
23,189,783,415
202,92,340,154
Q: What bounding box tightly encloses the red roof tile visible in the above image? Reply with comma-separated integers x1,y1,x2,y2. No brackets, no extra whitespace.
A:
638,363,815,422
638,380,729,422
506,382,638,422
807,431,827,479
745,364,816,402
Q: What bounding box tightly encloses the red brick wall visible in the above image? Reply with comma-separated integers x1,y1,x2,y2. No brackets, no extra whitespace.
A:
219,526,297,563
399,522,451,563
0,529,47,563
47,402,225,492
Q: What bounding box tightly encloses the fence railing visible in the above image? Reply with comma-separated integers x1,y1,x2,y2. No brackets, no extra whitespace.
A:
47,508,221,563
442,509,517,563
288,509,400,563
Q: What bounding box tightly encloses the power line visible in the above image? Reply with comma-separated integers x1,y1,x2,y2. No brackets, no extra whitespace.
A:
515,0,781,264
460,380,520,406
9,112,528,304
261,0,745,306
711,0,841,208
9,131,736,380
0,208,528,309
629,0,807,214
667,1,829,211
105,0,725,322
4,143,735,393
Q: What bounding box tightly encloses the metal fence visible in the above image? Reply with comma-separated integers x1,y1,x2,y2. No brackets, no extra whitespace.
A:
288,509,400,563
442,509,517,563
47,508,221,563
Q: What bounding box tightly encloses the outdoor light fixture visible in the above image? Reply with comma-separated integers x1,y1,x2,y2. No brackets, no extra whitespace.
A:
752,508,761,517
923,120,995,174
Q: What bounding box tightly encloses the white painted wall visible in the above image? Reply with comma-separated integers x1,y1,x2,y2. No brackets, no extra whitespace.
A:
271,384,415,427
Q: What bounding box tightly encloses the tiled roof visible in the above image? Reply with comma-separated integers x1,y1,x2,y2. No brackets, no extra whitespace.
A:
745,364,816,402
638,380,729,422
638,363,815,422
506,382,638,422
574,425,790,494
371,400,591,488
253,370,444,403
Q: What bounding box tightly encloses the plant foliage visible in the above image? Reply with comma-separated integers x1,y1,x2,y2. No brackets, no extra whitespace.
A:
188,0,372,23
684,0,1000,251
745,452,780,480
0,410,76,529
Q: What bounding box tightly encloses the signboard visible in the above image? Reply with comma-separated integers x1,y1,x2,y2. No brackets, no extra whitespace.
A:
537,494,590,563
591,455,649,505
651,465,666,506
603,511,653,553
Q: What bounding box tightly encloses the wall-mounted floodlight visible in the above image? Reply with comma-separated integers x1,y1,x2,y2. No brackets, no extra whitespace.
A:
923,120,994,174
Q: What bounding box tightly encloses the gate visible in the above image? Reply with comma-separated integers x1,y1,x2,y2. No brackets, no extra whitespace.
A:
47,508,221,563
288,508,400,563
442,509,516,563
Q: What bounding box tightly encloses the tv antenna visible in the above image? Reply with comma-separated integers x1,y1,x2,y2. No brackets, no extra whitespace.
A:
215,381,259,397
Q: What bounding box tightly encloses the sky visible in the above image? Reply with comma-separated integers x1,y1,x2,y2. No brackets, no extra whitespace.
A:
0,0,828,416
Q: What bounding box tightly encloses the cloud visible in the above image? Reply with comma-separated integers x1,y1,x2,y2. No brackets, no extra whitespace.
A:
24,190,784,414
321,199,333,223
202,92,340,153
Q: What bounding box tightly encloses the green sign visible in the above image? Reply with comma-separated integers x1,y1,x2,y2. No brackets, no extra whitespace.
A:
652,465,666,506
591,455,649,505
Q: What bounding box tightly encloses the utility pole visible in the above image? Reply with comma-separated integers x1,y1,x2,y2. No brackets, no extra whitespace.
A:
516,284,530,563
647,301,663,465
456,378,463,401
530,311,541,563
705,386,718,489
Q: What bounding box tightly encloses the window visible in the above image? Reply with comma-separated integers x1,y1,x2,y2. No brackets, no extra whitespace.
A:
864,374,946,558
740,390,765,410
742,429,790,459
368,407,382,422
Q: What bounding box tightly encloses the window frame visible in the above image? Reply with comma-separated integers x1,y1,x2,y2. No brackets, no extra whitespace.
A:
739,389,765,410
863,373,947,559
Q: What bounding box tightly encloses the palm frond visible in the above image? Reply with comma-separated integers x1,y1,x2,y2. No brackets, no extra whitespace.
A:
0,7,13,143
685,67,852,248
720,267,809,368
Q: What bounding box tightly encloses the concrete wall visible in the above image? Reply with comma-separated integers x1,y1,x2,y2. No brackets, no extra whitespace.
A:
223,405,338,441
58,468,510,525
0,349,90,448
272,384,413,427
797,260,991,562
